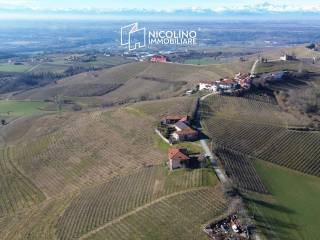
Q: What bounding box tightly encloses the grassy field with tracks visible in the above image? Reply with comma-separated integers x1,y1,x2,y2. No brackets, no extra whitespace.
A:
247,160,320,240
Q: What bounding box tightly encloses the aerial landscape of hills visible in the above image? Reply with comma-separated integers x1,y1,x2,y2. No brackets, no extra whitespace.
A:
0,1,320,239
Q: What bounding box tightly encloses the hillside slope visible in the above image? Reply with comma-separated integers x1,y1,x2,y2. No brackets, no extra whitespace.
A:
0,96,228,240
12,61,251,105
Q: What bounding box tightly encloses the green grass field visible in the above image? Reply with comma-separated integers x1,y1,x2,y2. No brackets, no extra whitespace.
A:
0,63,31,73
0,100,47,117
154,134,203,155
247,160,320,240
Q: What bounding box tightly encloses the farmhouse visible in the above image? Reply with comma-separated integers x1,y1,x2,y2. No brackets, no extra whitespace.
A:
174,121,190,131
280,54,296,61
151,55,167,62
159,115,198,143
168,148,189,170
172,128,198,142
171,120,198,142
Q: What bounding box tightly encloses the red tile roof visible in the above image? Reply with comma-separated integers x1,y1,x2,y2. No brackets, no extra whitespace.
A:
175,128,198,136
162,115,188,121
168,148,189,161
179,116,189,122
151,55,167,62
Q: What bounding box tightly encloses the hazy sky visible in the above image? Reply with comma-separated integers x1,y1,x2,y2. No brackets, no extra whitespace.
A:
1,0,320,11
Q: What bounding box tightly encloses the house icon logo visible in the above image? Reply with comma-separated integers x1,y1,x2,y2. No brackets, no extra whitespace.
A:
121,23,146,51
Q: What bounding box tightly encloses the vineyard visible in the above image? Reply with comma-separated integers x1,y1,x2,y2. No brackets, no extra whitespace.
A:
56,166,217,239
85,187,228,240
0,196,71,240
5,108,167,197
0,147,45,217
201,94,301,127
215,147,268,193
201,94,320,185
129,96,198,121
257,130,320,176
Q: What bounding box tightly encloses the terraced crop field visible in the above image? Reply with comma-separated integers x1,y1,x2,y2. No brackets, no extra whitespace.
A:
201,95,320,179
56,166,218,239
84,187,228,240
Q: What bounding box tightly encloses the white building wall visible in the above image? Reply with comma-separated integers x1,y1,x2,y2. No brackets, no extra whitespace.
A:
199,83,212,91
170,159,182,170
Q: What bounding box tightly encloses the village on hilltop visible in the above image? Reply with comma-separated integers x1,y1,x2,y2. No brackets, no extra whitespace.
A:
196,72,252,95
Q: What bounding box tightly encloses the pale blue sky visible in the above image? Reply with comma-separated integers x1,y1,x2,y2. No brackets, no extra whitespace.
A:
1,0,320,11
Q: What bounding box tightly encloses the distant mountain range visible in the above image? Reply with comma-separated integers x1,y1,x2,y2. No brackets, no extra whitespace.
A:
1,3,320,20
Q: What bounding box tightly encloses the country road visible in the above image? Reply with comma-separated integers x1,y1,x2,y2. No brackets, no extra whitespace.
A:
197,59,264,239
198,92,228,184
250,59,259,75
199,139,228,184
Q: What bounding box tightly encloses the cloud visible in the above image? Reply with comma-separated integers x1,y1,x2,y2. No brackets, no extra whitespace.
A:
0,0,37,7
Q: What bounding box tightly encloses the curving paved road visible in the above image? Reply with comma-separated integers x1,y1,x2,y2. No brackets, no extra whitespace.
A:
198,93,228,184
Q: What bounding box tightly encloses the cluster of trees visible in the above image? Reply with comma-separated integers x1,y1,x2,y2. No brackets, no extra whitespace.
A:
0,72,63,93
286,88,320,114
64,65,99,76
157,123,175,139
306,43,320,51
0,65,101,94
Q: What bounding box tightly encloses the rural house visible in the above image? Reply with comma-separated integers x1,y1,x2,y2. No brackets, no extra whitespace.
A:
168,148,189,170
172,128,198,142
235,73,252,88
199,82,215,91
151,55,167,62
159,115,197,143
280,54,296,61
171,120,198,142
